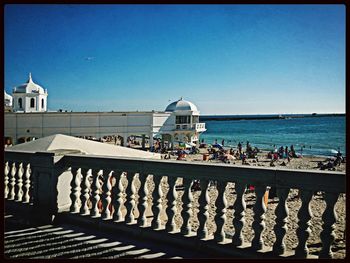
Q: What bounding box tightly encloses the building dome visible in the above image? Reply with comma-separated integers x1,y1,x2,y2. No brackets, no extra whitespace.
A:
13,73,46,94
165,98,198,112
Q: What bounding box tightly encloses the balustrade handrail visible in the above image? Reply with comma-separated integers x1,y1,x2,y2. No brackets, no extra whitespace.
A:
5,151,346,194
58,153,345,193
5,150,35,163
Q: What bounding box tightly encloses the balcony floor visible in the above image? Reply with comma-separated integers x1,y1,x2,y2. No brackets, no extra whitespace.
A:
4,213,218,259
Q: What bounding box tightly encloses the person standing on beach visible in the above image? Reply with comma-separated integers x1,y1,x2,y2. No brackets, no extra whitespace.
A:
222,139,225,146
238,142,242,153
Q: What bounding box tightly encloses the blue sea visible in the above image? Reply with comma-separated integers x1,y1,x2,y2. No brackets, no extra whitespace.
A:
200,116,346,157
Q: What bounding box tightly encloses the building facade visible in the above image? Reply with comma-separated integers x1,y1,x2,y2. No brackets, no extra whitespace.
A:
4,91,13,107
4,75,206,147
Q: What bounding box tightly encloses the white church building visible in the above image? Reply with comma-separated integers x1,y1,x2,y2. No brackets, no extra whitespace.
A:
11,73,48,112
4,74,206,148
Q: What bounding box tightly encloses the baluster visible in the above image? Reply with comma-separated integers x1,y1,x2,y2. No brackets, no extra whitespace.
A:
180,178,193,235
4,161,10,199
232,182,247,247
15,163,24,202
70,167,81,213
319,192,339,258
151,174,163,229
138,174,149,227
80,168,91,215
112,171,124,222
23,163,31,203
272,188,290,255
102,170,113,220
214,181,228,243
197,179,210,239
8,162,17,200
91,169,102,218
251,185,268,250
29,165,35,205
295,190,313,258
125,173,137,224
165,176,178,232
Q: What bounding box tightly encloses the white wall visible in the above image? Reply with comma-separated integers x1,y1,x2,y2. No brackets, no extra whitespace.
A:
4,111,171,144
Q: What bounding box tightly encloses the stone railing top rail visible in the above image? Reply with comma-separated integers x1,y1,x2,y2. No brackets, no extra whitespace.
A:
61,153,345,193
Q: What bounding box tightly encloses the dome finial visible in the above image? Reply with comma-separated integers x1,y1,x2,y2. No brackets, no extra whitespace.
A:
28,72,33,83
180,96,183,101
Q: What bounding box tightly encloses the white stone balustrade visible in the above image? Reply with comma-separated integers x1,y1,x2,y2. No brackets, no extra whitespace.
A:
197,179,210,239
112,171,124,222
138,173,150,227
165,176,178,232
272,188,290,255
213,181,228,243
4,151,346,259
23,163,31,203
91,169,102,218
79,168,91,215
15,162,24,202
101,170,113,220
70,167,81,213
180,178,193,236
151,174,164,230
232,182,247,247
4,161,10,199
251,185,267,250
125,172,137,224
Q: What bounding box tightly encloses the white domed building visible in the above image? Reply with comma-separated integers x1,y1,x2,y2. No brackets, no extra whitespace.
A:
160,98,206,146
12,73,48,112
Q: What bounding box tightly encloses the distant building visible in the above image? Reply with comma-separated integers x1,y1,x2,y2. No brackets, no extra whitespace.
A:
4,90,13,112
160,98,206,145
4,75,206,147
12,73,48,112
4,90,13,107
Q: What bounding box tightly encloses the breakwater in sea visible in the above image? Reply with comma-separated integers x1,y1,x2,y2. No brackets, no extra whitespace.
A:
199,113,345,122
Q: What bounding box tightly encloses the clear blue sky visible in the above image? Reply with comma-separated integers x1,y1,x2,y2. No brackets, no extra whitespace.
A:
4,4,345,115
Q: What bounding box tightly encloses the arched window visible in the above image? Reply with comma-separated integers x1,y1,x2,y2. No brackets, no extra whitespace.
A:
18,98,22,109
30,98,35,108
41,98,44,109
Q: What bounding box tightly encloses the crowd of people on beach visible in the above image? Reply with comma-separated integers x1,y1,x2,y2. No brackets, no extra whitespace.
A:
158,138,346,171
204,141,261,164
266,144,298,166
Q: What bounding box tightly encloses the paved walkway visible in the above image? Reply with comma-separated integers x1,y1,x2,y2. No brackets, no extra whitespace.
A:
4,214,213,259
